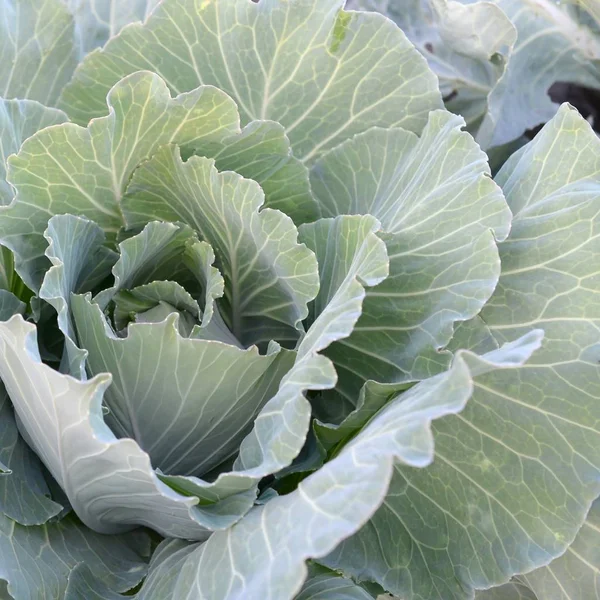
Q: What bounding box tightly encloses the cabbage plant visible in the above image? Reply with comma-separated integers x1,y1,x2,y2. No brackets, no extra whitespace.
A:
0,0,598,599
351,0,600,155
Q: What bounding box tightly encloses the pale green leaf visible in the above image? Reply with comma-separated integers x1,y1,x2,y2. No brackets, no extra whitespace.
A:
348,0,516,137
0,314,262,538
114,281,200,332
66,539,199,600
183,239,225,331
298,214,388,357
0,0,78,106
62,0,161,54
2,71,239,290
93,220,200,310
321,104,600,600
58,0,442,162
71,294,295,477
310,110,510,396
295,572,375,600
0,99,67,205
475,582,538,600
478,0,600,148
516,499,600,599
40,215,117,377
123,147,319,346
0,385,62,525
132,333,540,600
447,315,500,355
0,290,24,322
0,512,148,600
196,119,319,224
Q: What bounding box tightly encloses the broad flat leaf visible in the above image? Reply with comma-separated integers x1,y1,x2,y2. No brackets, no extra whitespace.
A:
0,99,67,205
483,104,600,597
130,333,541,600
322,104,600,599
295,572,375,600
0,511,147,600
72,294,295,476
476,582,538,600
515,499,600,599
0,314,261,538
478,0,600,148
310,110,510,396
123,147,319,346
40,215,117,377
478,497,600,599
0,0,78,106
0,384,62,525
347,0,516,137
65,539,199,600
62,0,161,53
59,0,442,162
2,71,239,290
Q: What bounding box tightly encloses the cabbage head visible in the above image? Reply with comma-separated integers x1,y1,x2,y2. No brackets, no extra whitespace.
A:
0,1,597,599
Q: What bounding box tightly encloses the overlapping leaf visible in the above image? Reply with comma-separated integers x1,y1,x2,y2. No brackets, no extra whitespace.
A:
310,110,510,396
62,0,161,53
123,148,319,346
1,71,239,290
0,0,78,106
0,99,67,205
320,104,600,600
0,512,148,600
0,386,62,525
347,0,516,138
478,0,600,148
59,0,442,162
121,333,540,600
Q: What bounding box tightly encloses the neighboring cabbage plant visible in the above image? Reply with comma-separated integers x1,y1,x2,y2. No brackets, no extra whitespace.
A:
0,1,597,599
350,0,600,156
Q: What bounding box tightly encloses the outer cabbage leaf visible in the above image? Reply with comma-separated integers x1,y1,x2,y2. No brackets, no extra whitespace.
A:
516,498,600,599
476,582,538,600
310,110,510,395
58,0,442,162
0,386,63,525
62,0,161,53
0,315,262,538
295,571,376,600
477,497,600,599
118,333,541,600
0,99,67,205
320,104,600,599
0,0,78,106
0,512,148,600
351,0,600,150
123,148,319,346
479,0,600,148
347,0,516,138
